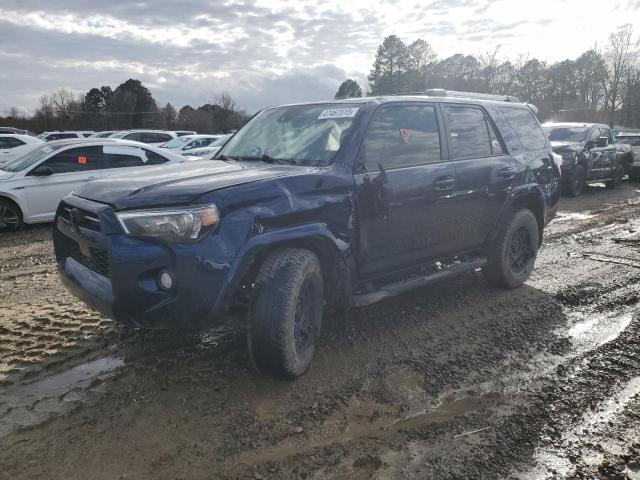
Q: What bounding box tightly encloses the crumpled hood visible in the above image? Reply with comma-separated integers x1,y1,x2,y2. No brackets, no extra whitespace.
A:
73,160,315,210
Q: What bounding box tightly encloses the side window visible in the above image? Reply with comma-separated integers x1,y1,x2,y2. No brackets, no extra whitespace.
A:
143,133,172,143
589,128,601,142
48,133,77,141
502,107,547,150
143,149,170,165
603,128,613,145
487,118,505,155
123,132,143,142
444,106,492,159
501,107,547,151
359,104,442,171
38,146,100,174
0,137,26,149
103,145,169,168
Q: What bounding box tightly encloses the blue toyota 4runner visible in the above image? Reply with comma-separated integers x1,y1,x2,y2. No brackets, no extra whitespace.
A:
54,90,560,378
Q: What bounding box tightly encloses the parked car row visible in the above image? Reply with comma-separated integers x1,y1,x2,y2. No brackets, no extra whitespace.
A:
542,122,636,196
2,90,640,380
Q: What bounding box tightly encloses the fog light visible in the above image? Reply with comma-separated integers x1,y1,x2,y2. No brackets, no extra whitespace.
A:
157,270,175,290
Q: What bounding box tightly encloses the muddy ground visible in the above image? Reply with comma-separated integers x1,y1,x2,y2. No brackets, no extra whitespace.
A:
1,182,640,479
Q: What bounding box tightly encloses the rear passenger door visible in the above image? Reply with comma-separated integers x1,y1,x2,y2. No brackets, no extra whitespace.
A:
442,104,517,251
354,103,456,279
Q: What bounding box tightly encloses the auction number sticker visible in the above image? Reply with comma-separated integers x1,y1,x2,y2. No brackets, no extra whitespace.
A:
317,107,359,120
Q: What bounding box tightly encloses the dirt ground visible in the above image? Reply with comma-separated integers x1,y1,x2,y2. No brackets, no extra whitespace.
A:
1,182,640,479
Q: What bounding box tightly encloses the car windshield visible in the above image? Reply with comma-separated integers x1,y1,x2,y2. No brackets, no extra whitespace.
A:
162,138,188,149
543,126,588,143
218,103,360,166
617,136,640,146
1,143,62,172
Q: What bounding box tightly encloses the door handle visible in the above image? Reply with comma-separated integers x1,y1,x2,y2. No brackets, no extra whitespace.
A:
497,167,517,178
434,176,455,190
87,176,97,180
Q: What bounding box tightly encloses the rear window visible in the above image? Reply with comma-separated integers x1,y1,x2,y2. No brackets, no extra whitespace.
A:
103,145,168,168
502,108,547,150
0,137,26,149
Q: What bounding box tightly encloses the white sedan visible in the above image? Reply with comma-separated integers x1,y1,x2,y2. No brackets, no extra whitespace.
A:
0,138,190,232
160,134,226,152
0,134,45,165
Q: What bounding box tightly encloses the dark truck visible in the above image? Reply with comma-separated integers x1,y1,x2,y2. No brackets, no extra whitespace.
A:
542,122,628,196
53,90,560,378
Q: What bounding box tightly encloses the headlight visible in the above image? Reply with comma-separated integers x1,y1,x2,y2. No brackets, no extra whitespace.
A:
116,204,219,242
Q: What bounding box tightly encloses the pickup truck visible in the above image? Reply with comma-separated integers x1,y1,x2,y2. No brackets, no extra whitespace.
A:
53,90,561,378
542,122,627,196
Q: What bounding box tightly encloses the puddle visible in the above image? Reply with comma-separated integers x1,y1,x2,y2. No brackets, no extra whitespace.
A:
0,356,123,438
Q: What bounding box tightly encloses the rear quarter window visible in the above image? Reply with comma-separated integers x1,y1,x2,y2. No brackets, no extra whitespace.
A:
500,107,547,151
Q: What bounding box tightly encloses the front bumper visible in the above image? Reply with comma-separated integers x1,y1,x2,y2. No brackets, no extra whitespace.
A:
53,196,237,329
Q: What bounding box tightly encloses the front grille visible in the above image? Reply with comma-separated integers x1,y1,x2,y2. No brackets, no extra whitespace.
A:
58,203,101,232
68,242,111,278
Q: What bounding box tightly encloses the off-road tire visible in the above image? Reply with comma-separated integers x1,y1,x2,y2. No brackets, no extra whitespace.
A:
563,164,586,197
248,248,324,379
483,208,539,289
605,161,625,189
0,199,23,233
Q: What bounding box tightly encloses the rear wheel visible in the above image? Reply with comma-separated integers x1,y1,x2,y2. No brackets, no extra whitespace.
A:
564,164,586,197
484,208,539,288
0,199,23,233
248,248,324,379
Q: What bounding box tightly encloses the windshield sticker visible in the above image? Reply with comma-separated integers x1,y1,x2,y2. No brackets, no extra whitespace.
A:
317,107,359,120
400,128,410,144
78,155,87,164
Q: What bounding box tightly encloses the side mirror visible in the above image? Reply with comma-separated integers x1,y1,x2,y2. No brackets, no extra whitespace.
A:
31,165,54,177
596,136,609,148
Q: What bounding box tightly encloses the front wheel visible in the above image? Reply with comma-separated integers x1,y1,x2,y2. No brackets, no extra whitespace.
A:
484,208,539,288
248,248,324,379
0,199,23,233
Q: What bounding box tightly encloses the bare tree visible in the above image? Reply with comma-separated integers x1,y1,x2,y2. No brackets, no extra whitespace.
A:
603,24,638,126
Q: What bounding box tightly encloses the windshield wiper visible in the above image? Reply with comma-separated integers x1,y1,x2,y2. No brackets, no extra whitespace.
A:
218,154,239,161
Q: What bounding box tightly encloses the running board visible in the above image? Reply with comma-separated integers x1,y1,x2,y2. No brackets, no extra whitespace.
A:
351,258,487,307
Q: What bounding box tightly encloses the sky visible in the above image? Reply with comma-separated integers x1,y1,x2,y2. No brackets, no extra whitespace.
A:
1,0,640,115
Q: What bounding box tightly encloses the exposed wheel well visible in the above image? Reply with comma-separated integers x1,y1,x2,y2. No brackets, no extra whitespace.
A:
238,237,351,311
511,193,544,245
0,196,22,216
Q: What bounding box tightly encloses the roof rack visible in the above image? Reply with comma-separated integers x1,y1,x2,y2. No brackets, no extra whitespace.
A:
424,89,520,103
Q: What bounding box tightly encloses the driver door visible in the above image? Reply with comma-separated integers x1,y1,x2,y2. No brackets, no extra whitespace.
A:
19,146,103,221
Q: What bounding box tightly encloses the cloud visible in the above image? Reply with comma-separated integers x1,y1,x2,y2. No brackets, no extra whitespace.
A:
0,0,638,114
